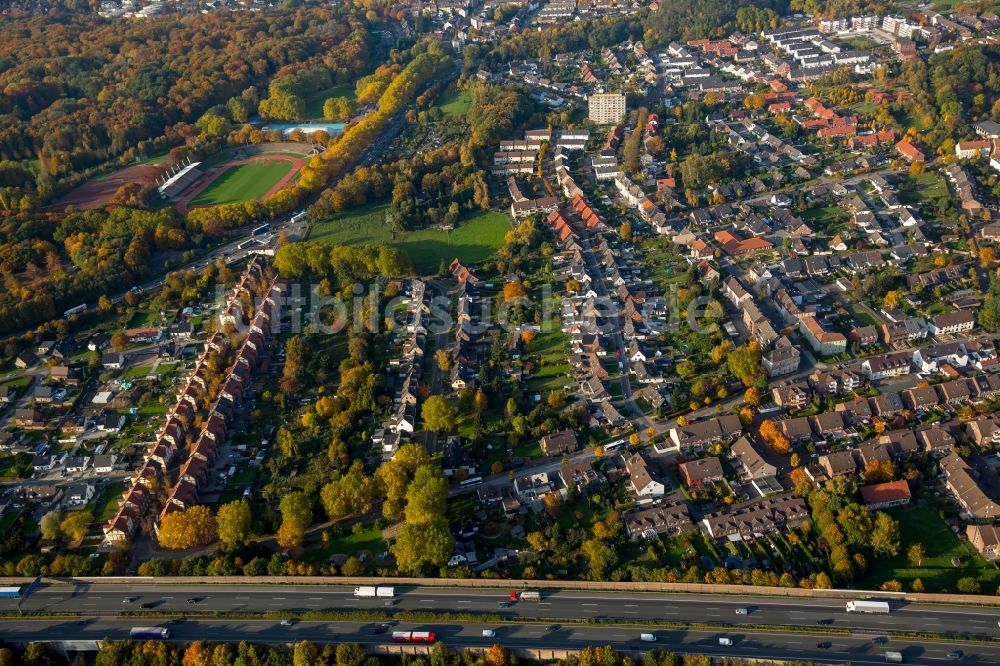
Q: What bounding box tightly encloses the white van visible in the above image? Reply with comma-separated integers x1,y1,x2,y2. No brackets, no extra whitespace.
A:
482,630,496,638
719,638,732,646
640,634,656,643
735,607,748,615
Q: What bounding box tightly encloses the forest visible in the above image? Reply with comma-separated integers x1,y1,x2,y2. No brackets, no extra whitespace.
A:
0,5,372,205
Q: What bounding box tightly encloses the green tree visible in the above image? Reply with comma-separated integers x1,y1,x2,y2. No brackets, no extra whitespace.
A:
727,343,763,387
403,466,449,525
957,576,981,594
393,518,453,573
277,492,313,548
320,461,377,521
39,510,63,541
421,395,456,433
59,511,93,543
871,512,901,558
217,500,252,549
341,556,365,576
21,643,56,666
335,643,367,666
293,641,319,666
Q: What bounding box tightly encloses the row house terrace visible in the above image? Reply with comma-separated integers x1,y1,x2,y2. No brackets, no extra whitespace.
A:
374,279,428,460
103,259,280,547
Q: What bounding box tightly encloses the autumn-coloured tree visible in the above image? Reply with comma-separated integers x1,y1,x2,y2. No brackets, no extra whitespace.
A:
502,280,527,302
157,506,217,550
276,492,313,549
864,459,896,483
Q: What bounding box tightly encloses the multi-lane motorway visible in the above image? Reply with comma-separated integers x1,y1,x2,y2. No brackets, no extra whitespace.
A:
0,616,991,665
8,583,1000,636
2,583,1000,663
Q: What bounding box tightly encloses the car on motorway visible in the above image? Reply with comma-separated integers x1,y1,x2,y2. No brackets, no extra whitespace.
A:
280,619,295,626
735,607,748,615
816,642,831,649
186,598,202,604
872,636,888,644
946,651,962,660
122,597,138,604
546,625,560,632
497,601,511,608
482,630,496,638
816,618,833,625
140,602,155,609
76,619,89,626
167,619,183,625
718,638,732,646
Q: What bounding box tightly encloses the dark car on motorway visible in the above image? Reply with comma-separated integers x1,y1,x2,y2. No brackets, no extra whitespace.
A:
816,642,831,649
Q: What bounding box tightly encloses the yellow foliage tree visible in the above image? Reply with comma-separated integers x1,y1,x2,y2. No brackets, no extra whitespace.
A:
157,506,217,550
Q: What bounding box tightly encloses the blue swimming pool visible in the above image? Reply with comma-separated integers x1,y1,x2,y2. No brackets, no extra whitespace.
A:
261,123,345,134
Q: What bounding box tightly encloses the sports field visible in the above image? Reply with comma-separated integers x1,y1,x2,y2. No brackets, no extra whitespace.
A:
436,88,472,117
310,204,510,274
189,160,294,207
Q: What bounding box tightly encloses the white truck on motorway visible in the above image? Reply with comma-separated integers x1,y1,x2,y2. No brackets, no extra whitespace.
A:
846,600,891,614
510,590,542,601
354,586,395,598
884,651,903,663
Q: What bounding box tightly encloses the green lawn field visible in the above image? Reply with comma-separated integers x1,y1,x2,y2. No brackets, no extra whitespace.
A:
310,204,510,274
436,88,472,117
862,506,1000,593
190,161,293,206
304,84,357,120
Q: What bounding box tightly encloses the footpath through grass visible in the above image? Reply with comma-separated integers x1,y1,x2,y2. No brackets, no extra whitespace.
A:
191,161,293,206
310,205,510,274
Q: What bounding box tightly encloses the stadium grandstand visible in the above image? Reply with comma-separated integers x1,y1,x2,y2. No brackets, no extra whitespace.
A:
157,161,203,199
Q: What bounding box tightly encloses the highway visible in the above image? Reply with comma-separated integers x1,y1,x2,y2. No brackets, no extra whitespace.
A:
5,584,1000,639
0,615,994,665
